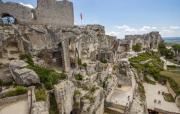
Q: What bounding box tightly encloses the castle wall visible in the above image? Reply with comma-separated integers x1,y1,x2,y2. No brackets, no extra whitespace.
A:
0,2,33,24
0,0,74,26
36,0,74,26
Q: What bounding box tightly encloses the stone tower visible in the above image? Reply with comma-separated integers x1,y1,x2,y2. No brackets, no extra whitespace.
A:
36,0,74,26
37,0,56,9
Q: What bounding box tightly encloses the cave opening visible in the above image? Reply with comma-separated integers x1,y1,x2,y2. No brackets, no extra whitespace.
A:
0,13,17,25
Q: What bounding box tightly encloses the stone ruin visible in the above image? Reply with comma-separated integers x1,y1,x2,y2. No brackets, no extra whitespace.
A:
0,24,163,71
0,0,74,26
125,32,163,50
0,1,168,114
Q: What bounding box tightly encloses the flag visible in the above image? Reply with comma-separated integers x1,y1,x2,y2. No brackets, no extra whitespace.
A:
80,13,83,21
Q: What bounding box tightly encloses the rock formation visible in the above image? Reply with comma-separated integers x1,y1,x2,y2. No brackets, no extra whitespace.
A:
125,32,163,50
54,80,75,114
9,60,40,85
0,1,170,114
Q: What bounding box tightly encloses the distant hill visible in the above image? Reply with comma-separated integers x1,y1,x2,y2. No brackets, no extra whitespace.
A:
163,37,180,44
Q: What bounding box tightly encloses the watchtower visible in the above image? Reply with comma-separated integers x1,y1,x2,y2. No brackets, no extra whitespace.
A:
36,0,74,26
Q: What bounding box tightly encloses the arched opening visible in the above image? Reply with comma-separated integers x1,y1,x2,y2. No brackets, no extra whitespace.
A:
0,13,17,25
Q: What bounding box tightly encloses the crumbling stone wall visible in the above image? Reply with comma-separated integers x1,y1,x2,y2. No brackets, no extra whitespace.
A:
0,2,33,24
0,0,74,26
125,32,163,50
36,0,74,25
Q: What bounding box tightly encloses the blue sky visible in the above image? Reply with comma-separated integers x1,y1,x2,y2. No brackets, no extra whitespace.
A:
2,0,180,38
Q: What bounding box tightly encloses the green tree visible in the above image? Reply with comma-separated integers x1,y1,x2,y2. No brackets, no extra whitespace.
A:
158,43,174,59
132,43,142,52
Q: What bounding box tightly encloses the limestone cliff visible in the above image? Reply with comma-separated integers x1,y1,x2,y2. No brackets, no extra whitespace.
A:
54,80,75,114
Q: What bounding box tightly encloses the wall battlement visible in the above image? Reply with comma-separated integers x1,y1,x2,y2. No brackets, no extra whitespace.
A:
0,0,74,26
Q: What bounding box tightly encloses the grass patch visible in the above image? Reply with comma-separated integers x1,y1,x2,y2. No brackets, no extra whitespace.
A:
163,93,175,102
167,66,180,74
49,93,59,114
129,52,163,78
35,88,47,101
160,71,180,86
1,86,27,98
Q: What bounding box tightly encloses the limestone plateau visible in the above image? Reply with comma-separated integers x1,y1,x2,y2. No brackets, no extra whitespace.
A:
0,0,180,114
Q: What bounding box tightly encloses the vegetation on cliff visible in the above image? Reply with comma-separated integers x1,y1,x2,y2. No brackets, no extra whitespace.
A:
132,43,142,52
172,44,180,52
1,86,27,98
35,88,47,101
158,43,174,59
20,54,67,89
49,93,59,114
129,51,180,96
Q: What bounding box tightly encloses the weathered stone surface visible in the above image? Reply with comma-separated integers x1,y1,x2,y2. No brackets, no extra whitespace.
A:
30,87,49,114
9,60,40,86
32,102,49,114
9,60,28,69
54,80,75,114
0,0,74,26
125,31,163,50
116,60,132,86
81,87,104,114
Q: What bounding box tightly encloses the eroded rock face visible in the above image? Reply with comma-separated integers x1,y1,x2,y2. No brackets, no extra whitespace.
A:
30,87,49,114
32,102,49,114
9,60,40,85
80,87,104,114
116,60,132,86
54,80,75,114
125,31,163,50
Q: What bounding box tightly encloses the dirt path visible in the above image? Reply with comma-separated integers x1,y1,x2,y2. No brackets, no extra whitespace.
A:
0,100,29,114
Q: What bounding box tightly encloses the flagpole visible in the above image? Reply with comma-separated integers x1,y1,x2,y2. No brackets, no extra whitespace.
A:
80,12,83,26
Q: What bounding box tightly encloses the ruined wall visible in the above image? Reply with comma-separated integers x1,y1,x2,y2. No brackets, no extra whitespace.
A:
0,0,74,26
0,2,33,24
36,0,74,26
125,32,163,50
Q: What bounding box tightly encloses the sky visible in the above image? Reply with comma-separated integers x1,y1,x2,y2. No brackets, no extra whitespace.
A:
2,0,180,38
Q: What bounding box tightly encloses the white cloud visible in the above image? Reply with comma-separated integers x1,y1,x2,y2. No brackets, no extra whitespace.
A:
107,31,120,37
19,2,34,9
107,25,180,38
169,26,180,30
152,27,157,29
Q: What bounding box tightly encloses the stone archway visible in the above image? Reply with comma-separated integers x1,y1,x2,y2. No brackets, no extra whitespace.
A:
0,13,17,24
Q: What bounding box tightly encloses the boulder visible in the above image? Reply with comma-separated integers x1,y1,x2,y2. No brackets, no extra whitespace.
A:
9,60,40,86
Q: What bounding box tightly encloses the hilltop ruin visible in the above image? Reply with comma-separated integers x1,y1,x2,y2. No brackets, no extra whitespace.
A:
0,1,179,114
